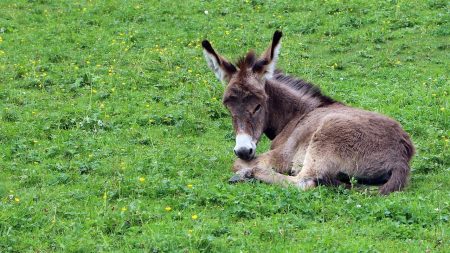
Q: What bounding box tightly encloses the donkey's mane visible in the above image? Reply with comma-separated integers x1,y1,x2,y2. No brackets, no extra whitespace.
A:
272,71,336,106
233,52,336,106
236,52,257,70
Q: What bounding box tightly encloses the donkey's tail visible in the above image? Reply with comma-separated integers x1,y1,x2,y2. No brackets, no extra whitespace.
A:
379,162,410,195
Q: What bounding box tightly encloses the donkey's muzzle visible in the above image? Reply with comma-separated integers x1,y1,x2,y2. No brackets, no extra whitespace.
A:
234,147,255,161
234,133,256,160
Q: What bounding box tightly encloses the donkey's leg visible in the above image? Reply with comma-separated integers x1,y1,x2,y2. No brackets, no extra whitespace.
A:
251,152,298,186
231,149,290,175
230,152,297,186
254,150,293,174
292,145,340,190
294,162,329,190
232,158,251,173
252,166,298,187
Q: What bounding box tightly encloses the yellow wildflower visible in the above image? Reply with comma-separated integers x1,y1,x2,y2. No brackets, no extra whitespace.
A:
187,184,193,188
139,177,145,182
191,214,198,220
14,197,20,202
165,206,172,211
121,207,127,212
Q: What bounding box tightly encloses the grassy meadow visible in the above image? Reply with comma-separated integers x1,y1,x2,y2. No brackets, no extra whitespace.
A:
0,0,449,252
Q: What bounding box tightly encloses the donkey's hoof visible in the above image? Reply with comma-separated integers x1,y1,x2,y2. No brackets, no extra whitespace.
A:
228,174,253,183
229,174,245,183
228,168,253,184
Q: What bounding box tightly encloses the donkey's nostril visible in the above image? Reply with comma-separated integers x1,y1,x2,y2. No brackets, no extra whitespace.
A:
248,148,253,155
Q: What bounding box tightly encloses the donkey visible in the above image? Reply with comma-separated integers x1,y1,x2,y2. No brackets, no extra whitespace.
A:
202,31,415,195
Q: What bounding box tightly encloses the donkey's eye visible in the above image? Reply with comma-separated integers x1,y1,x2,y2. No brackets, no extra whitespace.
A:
253,104,262,114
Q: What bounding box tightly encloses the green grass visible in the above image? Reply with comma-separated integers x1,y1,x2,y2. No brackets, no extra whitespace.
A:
0,0,449,252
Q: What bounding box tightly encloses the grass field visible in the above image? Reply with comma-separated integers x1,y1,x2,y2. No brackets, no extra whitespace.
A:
0,0,449,252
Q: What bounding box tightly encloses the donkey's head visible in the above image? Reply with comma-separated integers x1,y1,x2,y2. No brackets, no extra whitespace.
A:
202,31,282,160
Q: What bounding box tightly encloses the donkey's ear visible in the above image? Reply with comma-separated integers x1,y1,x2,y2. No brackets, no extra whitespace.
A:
252,30,282,79
202,40,237,83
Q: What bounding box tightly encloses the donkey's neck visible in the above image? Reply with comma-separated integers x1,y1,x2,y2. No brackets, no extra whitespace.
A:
263,78,327,139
